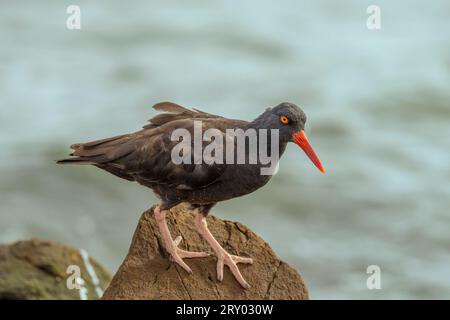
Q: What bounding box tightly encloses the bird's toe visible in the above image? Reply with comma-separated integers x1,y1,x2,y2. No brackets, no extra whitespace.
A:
178,248,210,258
170,254,193,274
215,253,252,289
232,255,253,264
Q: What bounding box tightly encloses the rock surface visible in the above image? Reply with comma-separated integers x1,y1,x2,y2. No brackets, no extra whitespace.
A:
0,238,111,300
103,204,309,300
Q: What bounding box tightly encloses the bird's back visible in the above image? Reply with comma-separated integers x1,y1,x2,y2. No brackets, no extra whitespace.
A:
58,102,249,197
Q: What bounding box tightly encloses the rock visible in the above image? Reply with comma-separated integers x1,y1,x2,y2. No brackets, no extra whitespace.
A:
103,204,309,300
0,238,112,300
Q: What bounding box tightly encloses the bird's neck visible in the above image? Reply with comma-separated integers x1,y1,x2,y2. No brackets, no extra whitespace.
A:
247,109,272,129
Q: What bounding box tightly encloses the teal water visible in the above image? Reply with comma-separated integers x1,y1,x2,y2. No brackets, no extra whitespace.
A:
1,1,449,299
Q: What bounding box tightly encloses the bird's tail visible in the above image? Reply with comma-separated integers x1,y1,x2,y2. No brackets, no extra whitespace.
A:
56,158,94,165
57,135,136,181
56,133,130,165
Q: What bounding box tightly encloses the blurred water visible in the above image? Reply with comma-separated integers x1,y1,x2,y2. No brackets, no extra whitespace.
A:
1,0,449,299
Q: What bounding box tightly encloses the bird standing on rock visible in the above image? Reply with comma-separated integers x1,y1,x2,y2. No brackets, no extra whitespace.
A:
58,101,325,288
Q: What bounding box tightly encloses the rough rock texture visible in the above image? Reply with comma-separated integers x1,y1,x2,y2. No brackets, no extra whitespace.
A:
103,204,309,300
0,238,111,300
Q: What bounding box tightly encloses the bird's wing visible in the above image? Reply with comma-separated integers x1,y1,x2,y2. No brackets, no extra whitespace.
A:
58,101,248,189
143,101,240,128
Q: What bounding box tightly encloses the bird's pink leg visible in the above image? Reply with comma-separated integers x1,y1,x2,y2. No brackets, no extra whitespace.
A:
195,212,253,288
154,205,209,273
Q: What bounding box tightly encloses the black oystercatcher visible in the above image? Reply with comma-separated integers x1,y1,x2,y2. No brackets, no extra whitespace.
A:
58,102,325,288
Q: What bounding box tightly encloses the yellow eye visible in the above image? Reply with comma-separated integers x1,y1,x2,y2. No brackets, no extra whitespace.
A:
280,115,289,125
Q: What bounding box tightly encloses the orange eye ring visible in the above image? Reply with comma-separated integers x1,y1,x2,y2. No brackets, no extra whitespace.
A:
280,115,289,125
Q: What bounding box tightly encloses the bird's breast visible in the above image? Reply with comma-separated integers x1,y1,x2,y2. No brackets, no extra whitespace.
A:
197,163,273,202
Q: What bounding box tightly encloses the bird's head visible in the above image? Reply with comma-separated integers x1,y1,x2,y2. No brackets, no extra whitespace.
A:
254,102,325,174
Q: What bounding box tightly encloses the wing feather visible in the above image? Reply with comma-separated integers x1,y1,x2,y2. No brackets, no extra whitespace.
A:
58,101,246,188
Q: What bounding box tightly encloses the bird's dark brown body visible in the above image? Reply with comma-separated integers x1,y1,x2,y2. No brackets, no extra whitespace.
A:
58,102,299,211
58,101,324,288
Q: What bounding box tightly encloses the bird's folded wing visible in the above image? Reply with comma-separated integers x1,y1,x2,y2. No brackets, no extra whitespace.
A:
58,102,248,189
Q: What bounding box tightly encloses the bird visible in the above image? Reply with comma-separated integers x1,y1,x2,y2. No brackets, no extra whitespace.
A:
58,101,325,288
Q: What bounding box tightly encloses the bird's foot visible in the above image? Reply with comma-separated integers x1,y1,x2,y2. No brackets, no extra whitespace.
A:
167,235,209,273
154,206,209,274
215,249,253,289
194,212,253,288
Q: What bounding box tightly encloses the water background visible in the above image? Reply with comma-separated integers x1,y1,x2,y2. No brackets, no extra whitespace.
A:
1,0,449,299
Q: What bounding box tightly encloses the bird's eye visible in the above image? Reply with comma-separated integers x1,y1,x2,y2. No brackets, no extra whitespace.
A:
279,115,289,125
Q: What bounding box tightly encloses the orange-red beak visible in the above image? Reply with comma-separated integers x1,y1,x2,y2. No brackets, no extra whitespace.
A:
292,130,325,174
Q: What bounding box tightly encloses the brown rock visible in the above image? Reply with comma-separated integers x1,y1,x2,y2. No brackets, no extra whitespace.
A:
0,239,111,300
103,204,309,300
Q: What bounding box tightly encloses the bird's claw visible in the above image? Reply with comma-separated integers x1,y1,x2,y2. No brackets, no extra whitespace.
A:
216,253,253,289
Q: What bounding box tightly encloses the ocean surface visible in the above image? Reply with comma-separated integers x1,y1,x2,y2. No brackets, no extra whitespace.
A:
1,1,449,299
